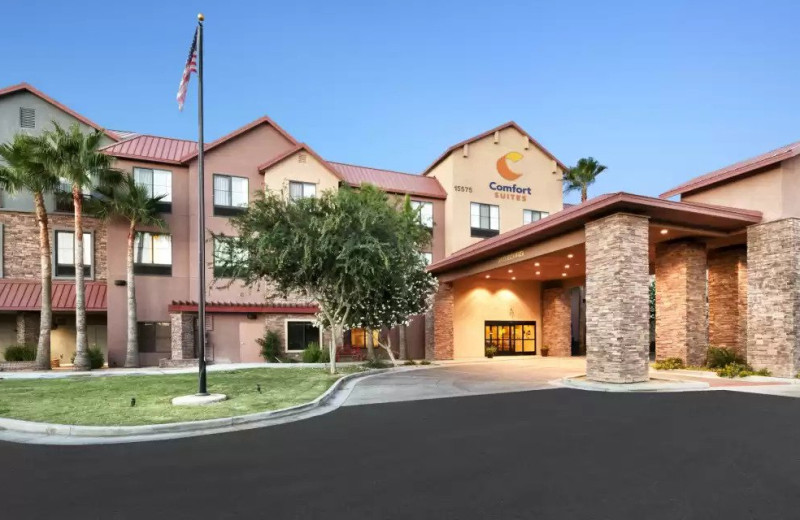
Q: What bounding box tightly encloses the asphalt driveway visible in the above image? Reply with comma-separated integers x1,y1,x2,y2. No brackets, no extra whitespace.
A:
2,387,800,519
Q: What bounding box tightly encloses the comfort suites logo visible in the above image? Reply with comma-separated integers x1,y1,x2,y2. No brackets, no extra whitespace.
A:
490,152,532,201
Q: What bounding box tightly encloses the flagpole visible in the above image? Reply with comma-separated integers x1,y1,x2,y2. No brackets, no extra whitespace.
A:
196,12,208,396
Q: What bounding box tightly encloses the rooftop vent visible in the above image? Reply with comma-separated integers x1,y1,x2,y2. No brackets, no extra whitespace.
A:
19,107,35,129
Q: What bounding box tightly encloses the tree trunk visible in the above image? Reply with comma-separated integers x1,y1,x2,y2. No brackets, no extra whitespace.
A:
398,324,407,360
124,221,139,368
365,327,375,361
72,185,90,371
378,336,398,368
34,192,52,370
581,186,588,202
328,324,338,375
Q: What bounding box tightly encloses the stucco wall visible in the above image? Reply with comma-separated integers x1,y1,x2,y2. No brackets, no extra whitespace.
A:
452,278,542,358
262,150,340,196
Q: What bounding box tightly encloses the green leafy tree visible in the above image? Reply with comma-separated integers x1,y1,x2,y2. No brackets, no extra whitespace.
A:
563,157,607,202
37,123,121,370
0,134,59,369
218,185,434,374
89,176,165,367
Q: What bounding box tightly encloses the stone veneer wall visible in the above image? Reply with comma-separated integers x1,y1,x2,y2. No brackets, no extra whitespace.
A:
585,213,650,383
432,282,454,360
707,246,747,355
542,286,571,356
0,212,108,280
16,311,39,345
424,309,435,360
747,219,800,377
263,313,332,354
654,240,708,365
170,312,196,361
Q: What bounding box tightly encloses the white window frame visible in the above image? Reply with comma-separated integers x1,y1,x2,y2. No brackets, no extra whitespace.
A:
470,202,500,231
133,232,173,275
420,252,433,266
411,200,434,228
284,319,323,353
523,209,549,225
133,167,173,203
53,230,94,279
288,181,317,200
213,174,249,212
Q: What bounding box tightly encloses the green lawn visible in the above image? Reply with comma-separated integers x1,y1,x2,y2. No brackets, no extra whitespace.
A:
0,367,361,426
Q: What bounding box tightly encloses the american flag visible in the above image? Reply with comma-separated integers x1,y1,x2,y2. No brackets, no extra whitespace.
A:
176,28,198,111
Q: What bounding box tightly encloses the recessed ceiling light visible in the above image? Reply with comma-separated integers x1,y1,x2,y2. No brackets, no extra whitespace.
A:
535,271,540,275
507,269,513,273
660,229,669,235
561,273,567,277
485,274,490,279
534,262,540,267
567,253,574,259
511,276,516,280
564,264,570,269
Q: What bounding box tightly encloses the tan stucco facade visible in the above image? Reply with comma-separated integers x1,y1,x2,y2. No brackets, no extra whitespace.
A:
262,149,341,196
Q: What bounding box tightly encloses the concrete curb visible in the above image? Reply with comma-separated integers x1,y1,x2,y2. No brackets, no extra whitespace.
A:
555,376,710,393
652,369,800,385
0,367,416,445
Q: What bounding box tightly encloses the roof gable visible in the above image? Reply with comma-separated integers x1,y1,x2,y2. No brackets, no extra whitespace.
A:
0,82,120,141
422,121,566,175
180,115,298,163
257,143,344,181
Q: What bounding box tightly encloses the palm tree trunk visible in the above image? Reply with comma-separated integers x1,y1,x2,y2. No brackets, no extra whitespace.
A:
72,185,90,371
581,186,588,202
125,221,139,367
34,192,52,370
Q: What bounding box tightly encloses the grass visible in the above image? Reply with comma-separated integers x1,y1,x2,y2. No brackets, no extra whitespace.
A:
0,367,362,426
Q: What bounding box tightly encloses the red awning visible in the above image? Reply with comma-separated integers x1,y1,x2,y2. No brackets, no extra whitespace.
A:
168,301,317,314
0,280,107,312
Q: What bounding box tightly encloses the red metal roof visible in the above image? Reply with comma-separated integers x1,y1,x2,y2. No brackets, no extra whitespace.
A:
328,161,447,200
102,135,197,165
428,192,762,275
0,83,120,141
0,280,107,312
422,121,567,175
660,140,800,198
169,301,317,314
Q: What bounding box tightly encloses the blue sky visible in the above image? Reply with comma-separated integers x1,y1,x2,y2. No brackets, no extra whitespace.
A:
3,0,799,202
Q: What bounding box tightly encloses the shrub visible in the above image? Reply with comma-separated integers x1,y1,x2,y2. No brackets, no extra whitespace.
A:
319,345,331,363
3,344,36,362
420,360,431,365
403,359,417,366
257,330,282,362
653,357,685,370
715,362,772,378
363,358,390,369
485,346,498,358
70,347,105,369
706,347,745,369
302,342,323,363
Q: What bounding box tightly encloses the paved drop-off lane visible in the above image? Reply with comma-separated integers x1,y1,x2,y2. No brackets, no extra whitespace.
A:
2,388,800,519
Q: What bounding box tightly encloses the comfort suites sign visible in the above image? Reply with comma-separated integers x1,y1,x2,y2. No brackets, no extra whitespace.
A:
490,152,532,201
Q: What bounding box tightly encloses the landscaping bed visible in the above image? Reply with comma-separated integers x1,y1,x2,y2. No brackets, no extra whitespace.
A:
0,367,362,426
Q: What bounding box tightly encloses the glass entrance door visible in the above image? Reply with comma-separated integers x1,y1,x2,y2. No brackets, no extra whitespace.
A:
484,321,536,355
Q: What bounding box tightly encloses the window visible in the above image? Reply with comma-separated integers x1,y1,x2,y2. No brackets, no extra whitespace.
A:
134,168,172,212
19,107,35,129
523,209,549,225
213,237,247,278
485,321,537,355
347,328,379,348
286,321,321,351
289,181,316,200
55,231,93,278
420,252,433,266
213,174,248,215
133,232,172,275
470,202,499,238
411,200,434,228
138,322,171,353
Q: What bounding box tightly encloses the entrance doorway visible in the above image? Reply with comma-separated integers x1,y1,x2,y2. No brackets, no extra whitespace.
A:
484,321,536,355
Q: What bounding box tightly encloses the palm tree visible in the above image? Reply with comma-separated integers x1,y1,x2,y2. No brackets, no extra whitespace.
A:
90,176,165,367
38,123,121,370
563,157,607,203
0,134,59,370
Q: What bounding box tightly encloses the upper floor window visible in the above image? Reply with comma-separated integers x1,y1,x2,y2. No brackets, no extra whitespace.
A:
19,107,35,129
55,230,93,278
213,237,248,278
213,174,248,216
411,200,434,228
420,252,433,266
289,181,316,200
134,168,172,213
523,209,549,225
470,202,499,238
133,232,172,276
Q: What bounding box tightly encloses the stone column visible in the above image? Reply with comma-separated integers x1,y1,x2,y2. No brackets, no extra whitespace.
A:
747,219,800,377
432,282,454,360
16,311,39,346
170,312,196,360
542,286,571,356
424,309,435,360
654,240,708,366
585,213,650,383
708,246,747,356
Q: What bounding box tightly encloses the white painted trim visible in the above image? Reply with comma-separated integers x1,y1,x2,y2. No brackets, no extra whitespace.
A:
284,318,323,352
